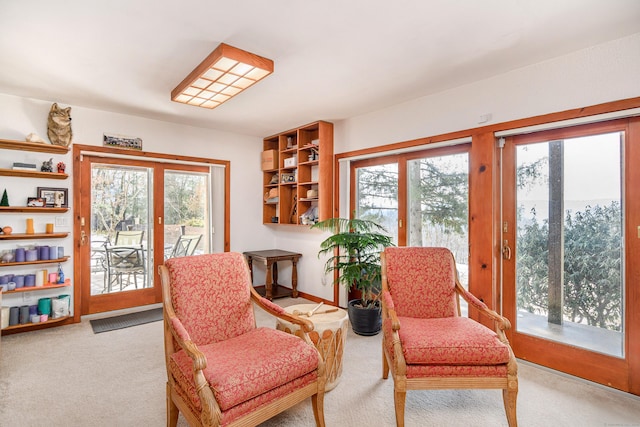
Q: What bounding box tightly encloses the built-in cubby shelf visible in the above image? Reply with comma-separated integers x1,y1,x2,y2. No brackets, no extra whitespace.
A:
262,121,333,225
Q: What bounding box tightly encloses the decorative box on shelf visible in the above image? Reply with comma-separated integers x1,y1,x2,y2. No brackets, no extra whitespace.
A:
261,149,278,171
283,156,297,168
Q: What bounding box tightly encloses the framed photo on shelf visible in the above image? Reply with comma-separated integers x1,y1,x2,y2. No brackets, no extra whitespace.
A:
27,197,46,207
37,187,68,208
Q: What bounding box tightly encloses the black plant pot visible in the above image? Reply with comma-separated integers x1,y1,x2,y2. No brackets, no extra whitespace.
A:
347,299,382,336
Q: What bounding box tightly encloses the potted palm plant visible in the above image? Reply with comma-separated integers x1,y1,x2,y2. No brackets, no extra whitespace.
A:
312,217,394,336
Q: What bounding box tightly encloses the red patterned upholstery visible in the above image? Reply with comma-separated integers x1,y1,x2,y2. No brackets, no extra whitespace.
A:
169,327,319,411
397,317,510,365
381,247,518,427
159,252,326,427
166,253,255,345
384,247,459,318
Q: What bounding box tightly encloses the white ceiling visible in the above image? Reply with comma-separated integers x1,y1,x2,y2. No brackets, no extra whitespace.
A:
1,0,639,137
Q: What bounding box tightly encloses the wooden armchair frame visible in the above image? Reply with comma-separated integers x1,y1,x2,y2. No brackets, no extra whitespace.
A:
380,248,518,427
159,255,326,427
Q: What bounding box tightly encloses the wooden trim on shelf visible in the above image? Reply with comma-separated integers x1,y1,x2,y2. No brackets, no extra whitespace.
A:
0,138,70,154
0,168,68,179
0,232,68,240
1,315,71,335
0,206,69,213
3,280,71,295
0,256,70,267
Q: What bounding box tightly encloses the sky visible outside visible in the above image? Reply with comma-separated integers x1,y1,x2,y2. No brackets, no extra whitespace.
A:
516,132,622,222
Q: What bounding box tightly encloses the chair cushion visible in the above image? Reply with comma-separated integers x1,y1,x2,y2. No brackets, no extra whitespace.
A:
166,253,256,346
406,363,508,378
169,327,319,412
384,247,459,318
398,317,510,365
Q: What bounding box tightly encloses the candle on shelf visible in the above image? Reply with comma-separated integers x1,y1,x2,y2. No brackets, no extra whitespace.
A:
25,249,38,261
40,269,48,286
26,218,34,234
35,271,44,287
15,247,25,262
46,223,54,234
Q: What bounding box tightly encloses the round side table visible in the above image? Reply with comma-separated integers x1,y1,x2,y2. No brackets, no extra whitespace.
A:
276,303,348,391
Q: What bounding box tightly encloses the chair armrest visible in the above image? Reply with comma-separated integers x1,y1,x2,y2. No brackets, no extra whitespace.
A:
455,279,511,331
158,264,209,370
157,264,221,426
171,322,220,425
381,290,401,331
164,307,209,371
250,286,315,333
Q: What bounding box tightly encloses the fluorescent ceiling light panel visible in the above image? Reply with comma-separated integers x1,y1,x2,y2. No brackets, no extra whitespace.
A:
171,43,274,109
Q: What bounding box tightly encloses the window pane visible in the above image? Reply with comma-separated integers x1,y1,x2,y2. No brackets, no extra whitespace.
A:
515,132,623,357
90,164,151,295
163,170,210,259
407,153,469,313
355,164,398,244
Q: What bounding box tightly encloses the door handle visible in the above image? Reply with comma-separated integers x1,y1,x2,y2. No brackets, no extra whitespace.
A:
502,240,512,260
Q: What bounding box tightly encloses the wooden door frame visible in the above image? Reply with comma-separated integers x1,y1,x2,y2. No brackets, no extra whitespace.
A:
501,118,640,393
73,144,230,316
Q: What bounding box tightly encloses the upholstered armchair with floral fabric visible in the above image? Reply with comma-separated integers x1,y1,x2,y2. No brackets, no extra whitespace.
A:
158,252,326,427
380,247,518,427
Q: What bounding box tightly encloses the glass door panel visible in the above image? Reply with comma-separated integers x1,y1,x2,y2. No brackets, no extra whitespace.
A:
354,163,399,244
90,163,152,295
407,152,469,313
514,132,623,357
163,170,210,260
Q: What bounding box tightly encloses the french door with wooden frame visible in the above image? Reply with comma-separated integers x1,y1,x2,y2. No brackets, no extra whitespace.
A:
501,117,640,394
349,144,470,301
77,153,211,315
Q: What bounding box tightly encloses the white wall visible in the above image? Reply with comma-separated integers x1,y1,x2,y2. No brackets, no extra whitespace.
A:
336,33,640,152
275,32,640,304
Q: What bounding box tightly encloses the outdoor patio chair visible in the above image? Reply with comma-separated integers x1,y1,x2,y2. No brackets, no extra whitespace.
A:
114,230,145,246
158,252,326,427
104,245,146,291
166,234,202,259
380,246,518,427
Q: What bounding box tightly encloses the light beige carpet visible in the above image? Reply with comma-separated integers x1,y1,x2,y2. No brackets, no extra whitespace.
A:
1,299,639,426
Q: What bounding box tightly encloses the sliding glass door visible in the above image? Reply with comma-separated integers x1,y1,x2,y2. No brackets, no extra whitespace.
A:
501,119,640,391
351,146,470,305
79,155,211,314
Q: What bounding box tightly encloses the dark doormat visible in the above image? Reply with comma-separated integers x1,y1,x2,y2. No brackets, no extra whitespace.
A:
90,308,163,334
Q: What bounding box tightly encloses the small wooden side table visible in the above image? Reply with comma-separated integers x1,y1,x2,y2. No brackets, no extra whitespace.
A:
243,249,302,300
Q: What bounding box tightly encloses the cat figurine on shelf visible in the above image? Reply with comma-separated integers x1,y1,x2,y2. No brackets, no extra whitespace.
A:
47,103,73,147
41,157,53,172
